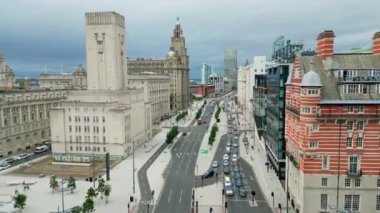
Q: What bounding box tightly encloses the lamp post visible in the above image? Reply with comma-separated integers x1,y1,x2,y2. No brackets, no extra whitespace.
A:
271,192,274,208
133,140,135,194
61,179,66,213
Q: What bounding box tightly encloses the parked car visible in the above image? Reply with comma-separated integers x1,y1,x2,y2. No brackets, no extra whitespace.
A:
226,141,231,147
212,160,218,168
226,147,231,154
223,154,229,161
16,153,28,160
239,187,247,197
223,166,230,175
233,143,238,148
5,157,15,164
235,178,243,188
0,163,11,171
223,159,229,166
202,170,215,179
225,185,234,196
34,145,49,154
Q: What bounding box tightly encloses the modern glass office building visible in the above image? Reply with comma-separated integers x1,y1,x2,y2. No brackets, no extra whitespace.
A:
201,63,213,84
223,48,238,89
265,63,292,180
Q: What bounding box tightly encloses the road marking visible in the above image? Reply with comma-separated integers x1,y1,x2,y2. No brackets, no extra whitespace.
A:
168,189,173,203
179,190,183,203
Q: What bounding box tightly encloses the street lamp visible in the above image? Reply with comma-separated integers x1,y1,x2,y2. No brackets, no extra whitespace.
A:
271,192,275,208
60,179,66,213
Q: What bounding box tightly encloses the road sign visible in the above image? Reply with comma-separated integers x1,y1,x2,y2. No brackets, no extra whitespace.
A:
200,149,208,154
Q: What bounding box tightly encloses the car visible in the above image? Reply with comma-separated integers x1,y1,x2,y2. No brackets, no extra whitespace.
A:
34,145,49,154
235,178,243,188
212,160,218,168
225,185,234,196
232,154,238,159
226,142,231,147
233,143,238,148
226,147,231,154
223,159,229,166
16,153,28,160
223,166,230,175
182,132,187,136
0,163,11,171
5,157,16,164
235,172,241,180
223,154,229,161
234,135,239,140
239,187,247,197
202,170,215,179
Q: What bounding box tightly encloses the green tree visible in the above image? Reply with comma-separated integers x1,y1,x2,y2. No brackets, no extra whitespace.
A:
71,206,82,213
67,176,76,194
13,193,27,211
49,175,58,192
97,178,106,199
82,197,94,213
86,187,98,200
104,183,111,204
166,126,179,144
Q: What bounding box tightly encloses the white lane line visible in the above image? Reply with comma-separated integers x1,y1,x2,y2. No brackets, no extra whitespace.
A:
168,189,173,203
179,190,183,203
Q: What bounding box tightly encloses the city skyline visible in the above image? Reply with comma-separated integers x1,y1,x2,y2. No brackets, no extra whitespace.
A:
0,0,379,78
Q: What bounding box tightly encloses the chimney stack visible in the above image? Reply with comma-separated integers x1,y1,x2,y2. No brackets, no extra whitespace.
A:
316,30,335,58
373,32,380,55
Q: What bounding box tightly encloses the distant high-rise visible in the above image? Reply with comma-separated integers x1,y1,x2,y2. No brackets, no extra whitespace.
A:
223,48,238,89
272,36,303,63
201,63,213,84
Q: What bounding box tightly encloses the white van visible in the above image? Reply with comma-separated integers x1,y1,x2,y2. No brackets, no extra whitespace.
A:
34,145,49,154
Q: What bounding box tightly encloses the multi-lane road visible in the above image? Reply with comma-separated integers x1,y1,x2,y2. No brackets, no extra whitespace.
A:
154,103,215,213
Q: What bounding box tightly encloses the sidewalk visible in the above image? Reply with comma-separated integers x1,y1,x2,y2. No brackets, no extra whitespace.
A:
237,117,296,213
0,130,169,213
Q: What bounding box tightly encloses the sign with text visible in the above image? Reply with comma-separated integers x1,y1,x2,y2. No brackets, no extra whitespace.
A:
53,154,91,163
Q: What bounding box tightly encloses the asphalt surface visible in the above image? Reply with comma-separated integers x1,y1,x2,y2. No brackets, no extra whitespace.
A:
0,150,51,170
153,103,215,213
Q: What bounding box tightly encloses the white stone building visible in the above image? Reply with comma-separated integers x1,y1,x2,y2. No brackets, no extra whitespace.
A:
38,65,87,90
128,73,170,124
208,73,224,95
0,90,67,158
51,12,152,159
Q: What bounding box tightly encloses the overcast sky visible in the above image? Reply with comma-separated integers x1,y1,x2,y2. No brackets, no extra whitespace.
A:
0,0,379,78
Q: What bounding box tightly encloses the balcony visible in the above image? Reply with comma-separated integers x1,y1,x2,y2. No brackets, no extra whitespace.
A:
316,112,380,120
286,105,300,116
337,76,380,83
347,169,362,177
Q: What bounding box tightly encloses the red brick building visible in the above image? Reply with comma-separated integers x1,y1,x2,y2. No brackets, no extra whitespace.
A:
190,84,215,98
285,30,380,212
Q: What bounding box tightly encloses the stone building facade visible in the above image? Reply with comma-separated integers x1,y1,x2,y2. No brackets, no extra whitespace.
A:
127,19,190,113
0,54,16,91
128,73,170,123
51,12,151,159
38,65,87,90
285,31,380,213
0,90,67,158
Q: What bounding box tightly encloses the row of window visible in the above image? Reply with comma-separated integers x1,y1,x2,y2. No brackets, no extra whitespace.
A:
321,177,363,187
69,125,105,133
320,194,365,211
321,155,359,172
0,93,65,102
309,137,364,149
70,146,106,152
69,116,105,123
341,84,380,94
70,135,106,143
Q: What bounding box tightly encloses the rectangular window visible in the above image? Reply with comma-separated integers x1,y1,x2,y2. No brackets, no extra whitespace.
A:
320,194,328,211
358,106,364,113
311,124,319,132
377,179,380,188
348,105,354,113
354,179,361,187
322,155,329,170
349,156,360,174
356,137,363,148
69,116,71,122
345,178,351,187
69,126,72,132
309,141,319,148
347,121,353,131
346,137,353,148
321,178,328,187
357,121,364,131
302,107,311,113
376,195,380,210
344,195,360,211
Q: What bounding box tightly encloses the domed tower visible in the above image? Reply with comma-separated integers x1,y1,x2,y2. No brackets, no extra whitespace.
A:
72,64,87,89
0,54,15,91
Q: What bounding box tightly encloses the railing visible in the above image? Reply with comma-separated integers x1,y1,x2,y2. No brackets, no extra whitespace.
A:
316,112,380,120
336,76,380,83
347,168,362,177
